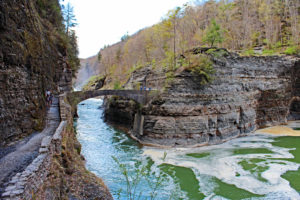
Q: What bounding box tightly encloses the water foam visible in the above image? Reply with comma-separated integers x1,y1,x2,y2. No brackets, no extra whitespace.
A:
77,99,300,199
143,135,300,199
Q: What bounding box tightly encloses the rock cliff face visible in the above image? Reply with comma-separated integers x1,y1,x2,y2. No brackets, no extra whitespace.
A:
0,1,113,199
105,52,300,146
74,57,101,89
103,96,138,127
0,0,72,145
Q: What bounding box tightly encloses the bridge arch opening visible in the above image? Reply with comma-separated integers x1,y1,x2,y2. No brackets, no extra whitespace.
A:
67,90,149,139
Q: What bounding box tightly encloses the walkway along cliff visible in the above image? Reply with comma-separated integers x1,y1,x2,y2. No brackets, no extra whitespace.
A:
1,93,112,199
102,50,300,147
0,0,112,199
0,0,73,145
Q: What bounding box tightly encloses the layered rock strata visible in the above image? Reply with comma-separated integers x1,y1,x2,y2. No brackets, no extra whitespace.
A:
103,96,139,127
105,52,300,146
0,1,112,199
0,0,72,145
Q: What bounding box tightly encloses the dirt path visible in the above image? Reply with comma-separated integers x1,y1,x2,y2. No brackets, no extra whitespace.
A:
0,97,60,195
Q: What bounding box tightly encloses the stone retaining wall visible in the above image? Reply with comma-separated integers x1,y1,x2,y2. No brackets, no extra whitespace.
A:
59,93,72,121
2,121,67,200
2,93,70,200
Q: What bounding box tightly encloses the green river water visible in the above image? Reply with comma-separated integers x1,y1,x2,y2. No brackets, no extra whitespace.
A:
75,98,300,200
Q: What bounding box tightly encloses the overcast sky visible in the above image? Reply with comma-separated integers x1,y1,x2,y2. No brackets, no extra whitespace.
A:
64,0,190,58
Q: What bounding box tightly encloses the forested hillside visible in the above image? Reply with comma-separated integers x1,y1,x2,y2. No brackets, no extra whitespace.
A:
83,0,299,88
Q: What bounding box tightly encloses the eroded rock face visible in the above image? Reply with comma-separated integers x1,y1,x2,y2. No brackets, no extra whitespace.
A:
106,53,300,146
0,0,72,145
288,61,300,120
103,96,138,127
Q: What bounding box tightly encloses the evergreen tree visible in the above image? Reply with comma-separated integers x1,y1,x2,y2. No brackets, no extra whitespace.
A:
121,32,129,41
67,30,80,74
60,2,80,75
203,19,223,47
97,51,102,62
63,2,77,34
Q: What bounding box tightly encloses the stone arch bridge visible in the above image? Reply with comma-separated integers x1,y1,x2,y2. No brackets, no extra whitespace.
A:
66,90,153,108
65,90,155,137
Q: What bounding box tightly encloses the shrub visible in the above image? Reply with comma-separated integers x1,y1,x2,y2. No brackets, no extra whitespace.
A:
206,48,229,57
112,152,170,200
185,54,215,84
262,49,276,55
151,58,157,70
114,80,122,90
82,75,105,91
163,71,175,90
274,41,282,49
177,56,188,68
161,51,175,71
242,49,255,56
284,46,300,55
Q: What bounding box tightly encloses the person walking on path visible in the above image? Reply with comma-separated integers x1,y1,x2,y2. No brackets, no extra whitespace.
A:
49,92,53,105
46,89,51,108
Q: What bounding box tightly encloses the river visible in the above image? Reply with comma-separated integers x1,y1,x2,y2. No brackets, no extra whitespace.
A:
75,98,300,200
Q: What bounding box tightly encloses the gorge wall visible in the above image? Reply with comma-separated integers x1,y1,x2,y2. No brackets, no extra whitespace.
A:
104,52,300,147
0,0,72,145
74,57,101,89
0,1,114,199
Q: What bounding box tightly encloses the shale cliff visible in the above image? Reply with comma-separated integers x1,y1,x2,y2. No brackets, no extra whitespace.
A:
0,0,72,145
104,50,300,147
0,1,112,199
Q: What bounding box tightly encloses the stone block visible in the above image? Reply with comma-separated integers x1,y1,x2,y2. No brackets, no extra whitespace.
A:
11,189,23,195
5,185,16,191
2,191,11,197
53,121,67,140
41,136,52,148
9,179,18,184
39,147,48,153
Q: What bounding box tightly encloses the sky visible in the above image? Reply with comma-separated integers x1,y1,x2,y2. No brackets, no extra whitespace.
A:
64,0,191,58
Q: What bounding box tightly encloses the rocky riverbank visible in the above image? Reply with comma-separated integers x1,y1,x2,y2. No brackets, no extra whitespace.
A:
104,50,300,147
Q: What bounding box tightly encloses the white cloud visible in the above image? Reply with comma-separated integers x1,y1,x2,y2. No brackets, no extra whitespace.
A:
66,0,190,58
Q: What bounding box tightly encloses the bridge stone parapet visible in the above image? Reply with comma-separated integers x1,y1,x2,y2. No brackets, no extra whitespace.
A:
66,90,158,138
67,90,153,108
59,93,72,121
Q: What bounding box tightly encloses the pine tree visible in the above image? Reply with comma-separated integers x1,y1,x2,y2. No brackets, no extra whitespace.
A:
97,51,102,62
63,2,77,34
203,19,223,47
67,30,80,73
121,32,129,41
